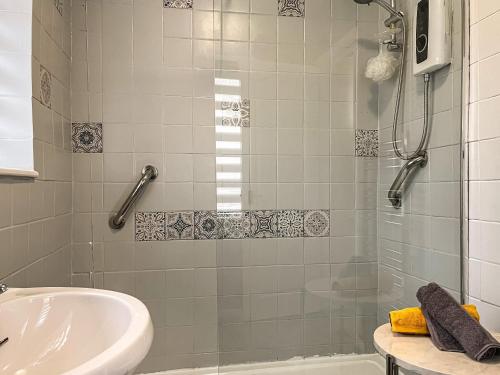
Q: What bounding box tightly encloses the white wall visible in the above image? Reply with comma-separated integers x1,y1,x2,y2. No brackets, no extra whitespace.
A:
468,0,500,331
0,0,72,286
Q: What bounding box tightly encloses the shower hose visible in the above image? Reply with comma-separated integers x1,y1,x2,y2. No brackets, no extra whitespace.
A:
390,17,432,161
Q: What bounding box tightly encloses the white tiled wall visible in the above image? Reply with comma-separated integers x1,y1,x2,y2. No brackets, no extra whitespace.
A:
377,0,463,322
212,0,380,368
70,0,380,372
70,2,222,370
468,0,500,331
0,0,72,286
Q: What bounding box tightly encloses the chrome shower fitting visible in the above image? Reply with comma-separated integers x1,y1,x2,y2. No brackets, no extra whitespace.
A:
355,0,433,209
388,153,428,208
353,0,404,23
0,284,7,295
354,1,404,49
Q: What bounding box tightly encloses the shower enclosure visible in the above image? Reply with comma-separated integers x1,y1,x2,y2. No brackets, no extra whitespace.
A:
213,0,378,365
69,0,464,373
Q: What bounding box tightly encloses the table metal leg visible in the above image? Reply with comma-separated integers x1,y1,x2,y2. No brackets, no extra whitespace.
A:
386,354,399,375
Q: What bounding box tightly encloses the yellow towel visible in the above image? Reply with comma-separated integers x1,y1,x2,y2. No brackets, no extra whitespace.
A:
389,305,480,335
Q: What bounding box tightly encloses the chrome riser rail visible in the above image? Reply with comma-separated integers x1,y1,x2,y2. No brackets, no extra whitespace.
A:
388,153,428,209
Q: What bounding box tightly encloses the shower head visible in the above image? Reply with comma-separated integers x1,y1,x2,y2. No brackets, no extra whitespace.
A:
353,0,403,20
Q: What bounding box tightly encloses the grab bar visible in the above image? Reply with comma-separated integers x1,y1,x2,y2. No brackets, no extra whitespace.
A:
388,153,428,209
109,165,158,229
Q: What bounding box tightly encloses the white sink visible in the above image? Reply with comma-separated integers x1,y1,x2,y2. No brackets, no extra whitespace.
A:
0,287,153,375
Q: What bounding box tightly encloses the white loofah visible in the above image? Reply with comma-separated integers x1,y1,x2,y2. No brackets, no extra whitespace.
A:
365,47,400,82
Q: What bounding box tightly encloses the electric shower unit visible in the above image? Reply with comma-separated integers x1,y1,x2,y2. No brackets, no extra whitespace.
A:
413,0,452,75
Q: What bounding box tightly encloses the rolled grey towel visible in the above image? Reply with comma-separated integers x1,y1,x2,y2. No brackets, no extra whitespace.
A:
421,305,464,352
417,282,500,361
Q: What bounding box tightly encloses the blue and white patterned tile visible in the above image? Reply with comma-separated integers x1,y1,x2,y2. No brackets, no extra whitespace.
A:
135,212,166,241
304,210,330,237
355,129,379,157
278,210,304,238
220,211,251,239
40,65,52,108
72,123,103,153
250,210,279,238
164,0,192,8
220,99,250,127
194,211,222,239
166,211,194,240
278,0,305,17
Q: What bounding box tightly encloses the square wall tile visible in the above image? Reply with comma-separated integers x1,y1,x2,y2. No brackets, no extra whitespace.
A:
278,210,304,237
278,0,305,17
72,123,103,153
278,17,305,44
355,129,379,157
304,210,330,237
135,212,166,241
220,211,252,239
164,8,193,38
194,211,222,239
251,210,279,238
167,211,195,240
164,0,193,9
40,65,51,108
222,13,250,41
250,15,278,43
221,99,251,127
252,0,279,15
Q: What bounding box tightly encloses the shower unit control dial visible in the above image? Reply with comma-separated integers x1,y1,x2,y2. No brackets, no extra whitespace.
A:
416,4,428,64
413,0,451,76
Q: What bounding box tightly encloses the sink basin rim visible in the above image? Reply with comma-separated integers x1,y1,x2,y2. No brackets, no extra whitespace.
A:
0,287,153,375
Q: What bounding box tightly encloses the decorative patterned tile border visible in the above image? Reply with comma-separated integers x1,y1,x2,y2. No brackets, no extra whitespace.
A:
251,210,279,238
135,212,166,241
72,123,103,153
54,0,63,15
219,211,252,239
304,210,330,237
355,129,379,157
278,0,305,17
40,65,52,108
194,211,221,239
221,99,250,127
166,211,194,240
163,0,193,8
135,209,329,241
278,210,304,238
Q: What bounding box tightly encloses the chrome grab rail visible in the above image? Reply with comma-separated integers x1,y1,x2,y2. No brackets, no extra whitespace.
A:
388,153,428,209
109,165,158,229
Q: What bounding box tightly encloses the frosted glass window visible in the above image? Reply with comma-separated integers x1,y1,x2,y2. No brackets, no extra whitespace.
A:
0,0,36,177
